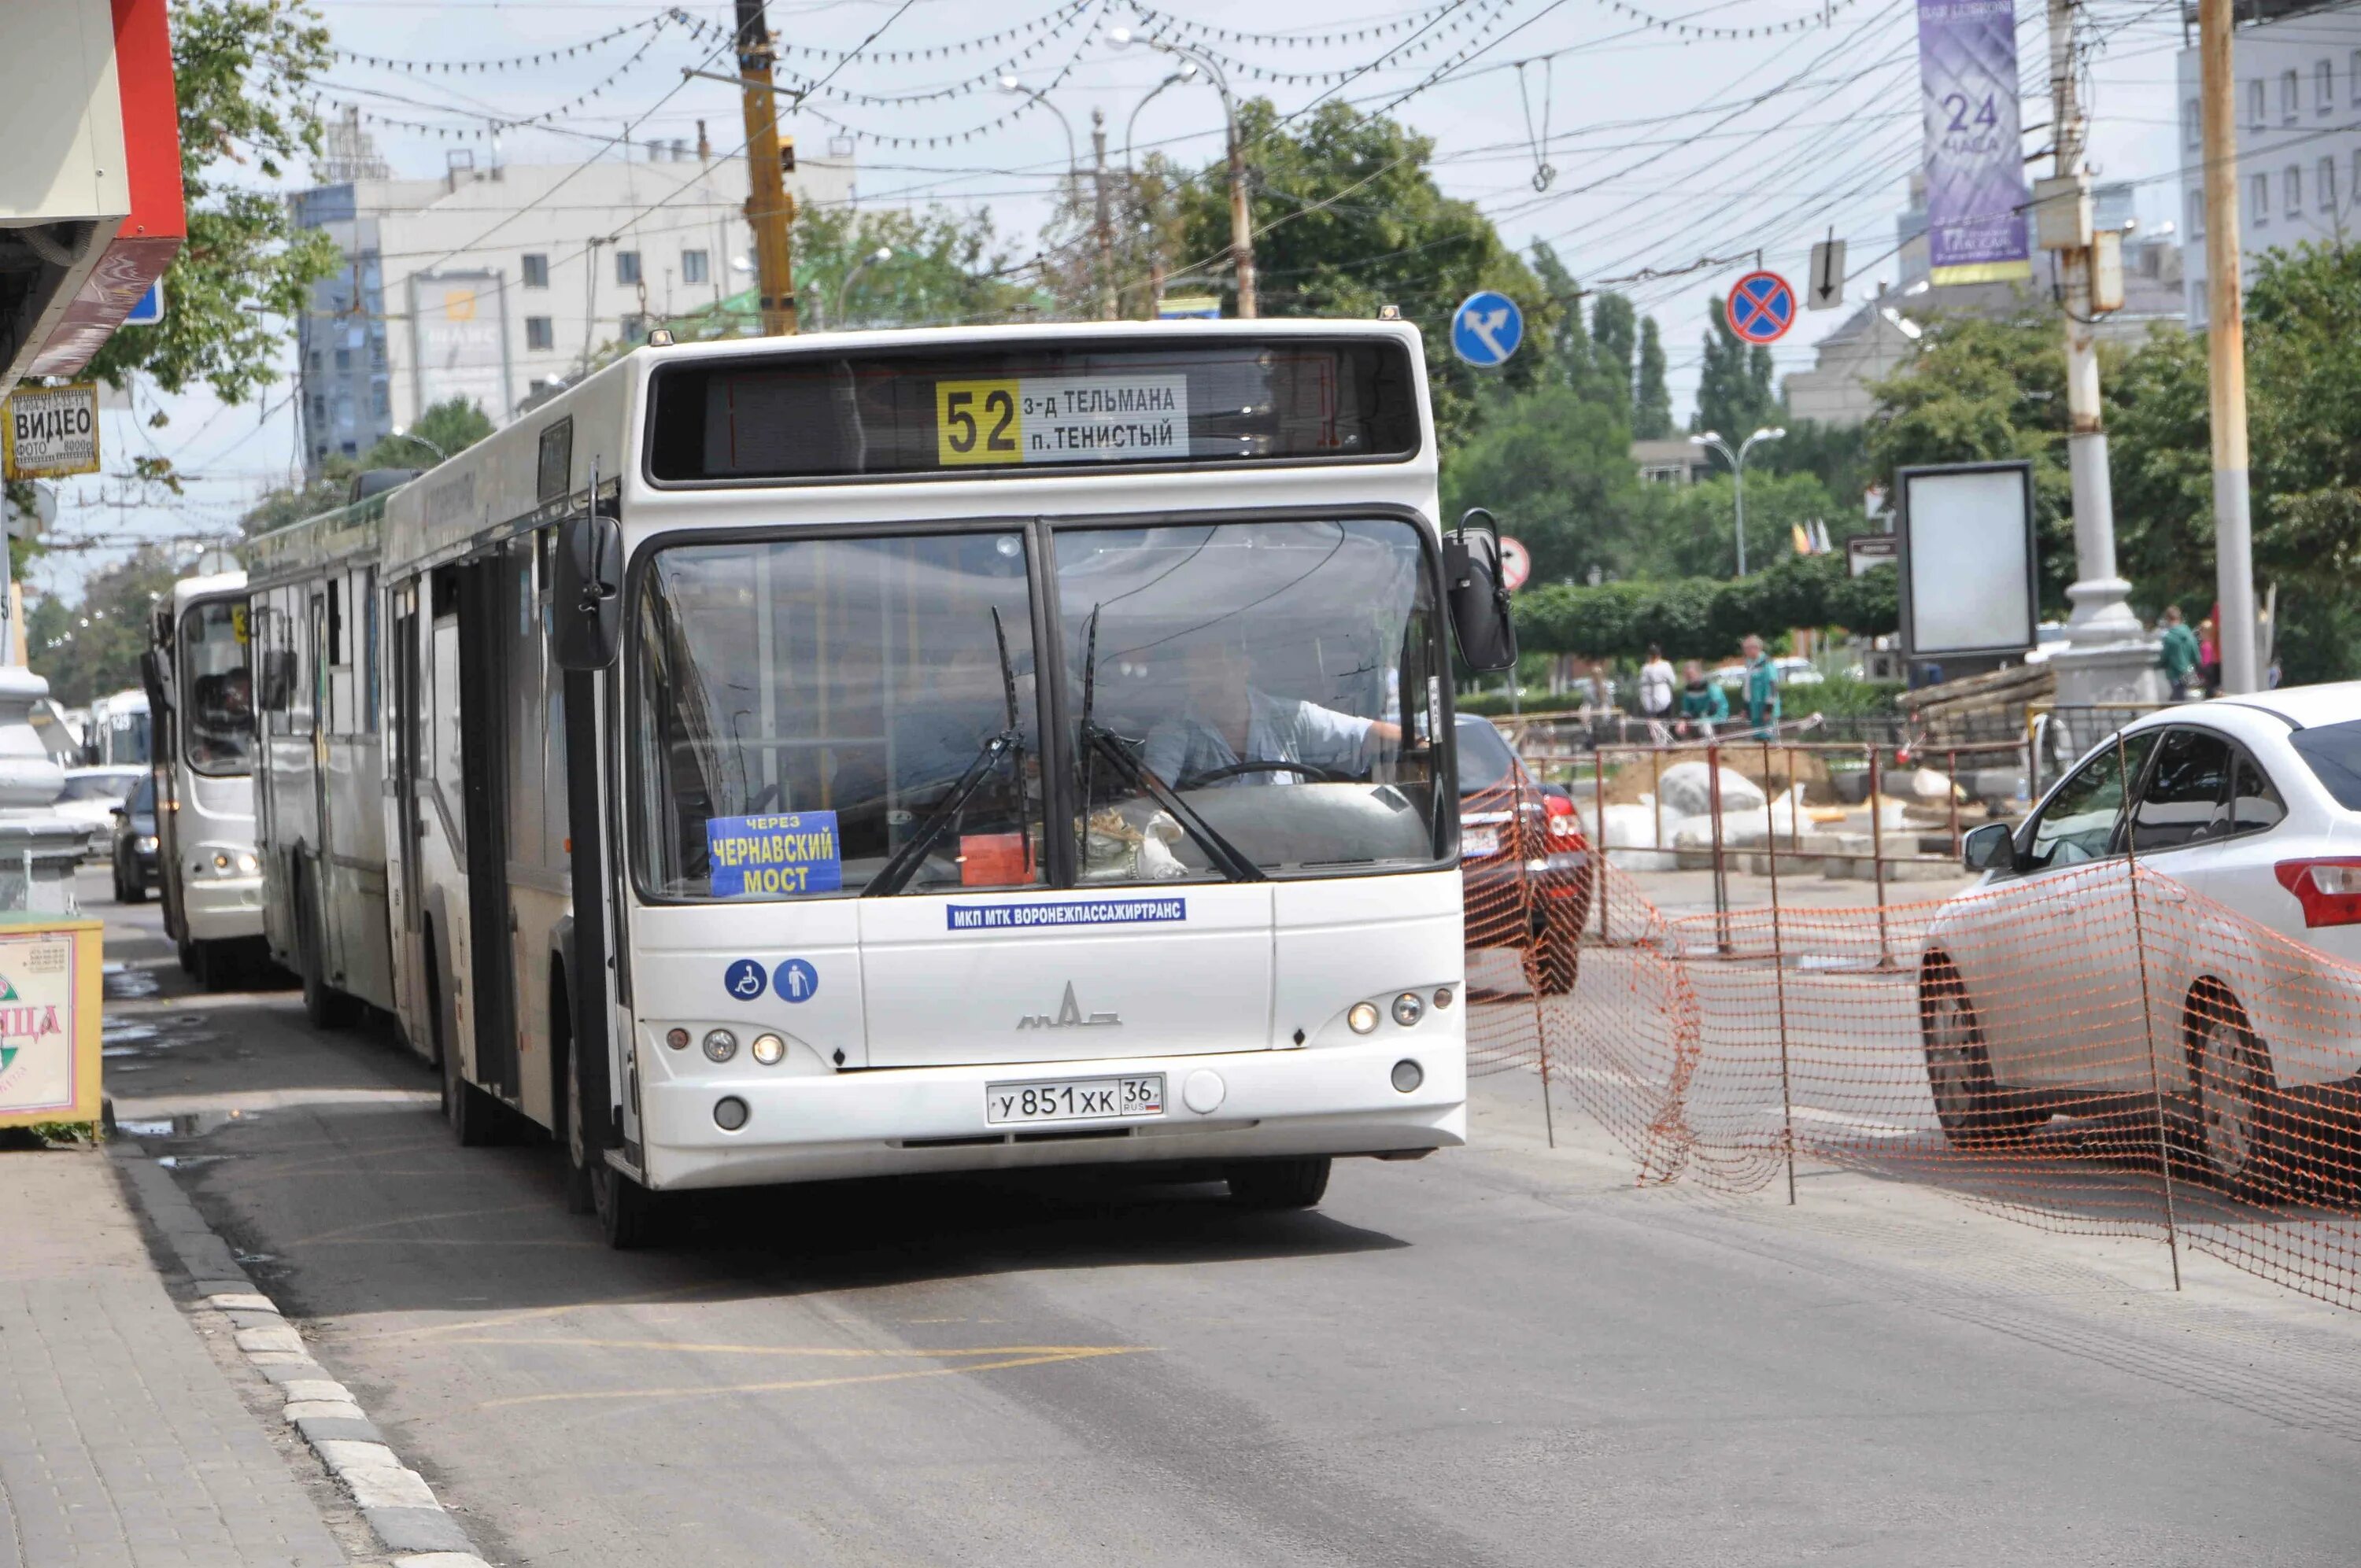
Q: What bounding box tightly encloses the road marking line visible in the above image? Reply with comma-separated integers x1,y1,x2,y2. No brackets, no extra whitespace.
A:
472,1346,1150,1410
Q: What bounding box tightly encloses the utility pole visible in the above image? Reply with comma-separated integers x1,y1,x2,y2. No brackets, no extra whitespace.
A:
734,0,797,336
2034,0,2159,727
1092,108,1116,320
2200,0,2259,692
1225,108,1257,319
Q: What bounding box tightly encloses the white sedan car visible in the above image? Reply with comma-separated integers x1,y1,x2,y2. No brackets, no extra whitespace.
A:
54,766,146,858
1920,683,2361,1196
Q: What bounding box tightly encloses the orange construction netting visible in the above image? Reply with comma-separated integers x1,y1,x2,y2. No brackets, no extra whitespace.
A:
1461,795,2361,1313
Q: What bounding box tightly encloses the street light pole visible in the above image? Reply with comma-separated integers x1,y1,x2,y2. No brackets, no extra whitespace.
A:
1690,426,1783,577
1107,27,1255,317
831,245,892,330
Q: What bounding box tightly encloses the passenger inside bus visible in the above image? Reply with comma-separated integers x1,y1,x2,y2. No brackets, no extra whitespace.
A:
1140,638,1402,791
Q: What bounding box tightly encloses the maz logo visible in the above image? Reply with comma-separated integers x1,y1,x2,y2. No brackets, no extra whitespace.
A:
1018,982,1121,1030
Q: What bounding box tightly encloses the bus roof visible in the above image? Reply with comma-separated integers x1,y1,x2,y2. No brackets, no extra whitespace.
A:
171,571,246,614
378,318,1435,581
245,490,389,592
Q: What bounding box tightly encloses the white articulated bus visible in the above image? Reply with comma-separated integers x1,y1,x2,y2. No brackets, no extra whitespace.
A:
139,572,265,986
246,494,397,1027
358,319,1516,1247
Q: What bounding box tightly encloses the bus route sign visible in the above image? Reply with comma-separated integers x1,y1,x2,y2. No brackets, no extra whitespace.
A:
936,374,1191,467
705,811,843,898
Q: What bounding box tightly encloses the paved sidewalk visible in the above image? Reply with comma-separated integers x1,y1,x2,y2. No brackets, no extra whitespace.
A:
0,1146,349,1568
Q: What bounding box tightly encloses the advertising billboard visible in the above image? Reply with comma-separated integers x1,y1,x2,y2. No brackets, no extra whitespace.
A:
1916,0,2033,285
1897,460,2038,661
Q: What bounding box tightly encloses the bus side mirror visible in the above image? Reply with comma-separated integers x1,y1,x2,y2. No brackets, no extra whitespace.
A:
1444,509,1518,673
257,651,295,713
551,511,623,671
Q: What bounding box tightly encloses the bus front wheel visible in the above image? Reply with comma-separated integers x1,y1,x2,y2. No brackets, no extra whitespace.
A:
590,1157,664,1249
1225,1156,1332,1211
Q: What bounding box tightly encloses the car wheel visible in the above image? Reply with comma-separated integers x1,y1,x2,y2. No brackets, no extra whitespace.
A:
1919,957,2044,1149
428,941,497,1148
1528,909,1580,996
591,1153,665,1249
560,982,597,1216
176,935,195,976
2187,984,2282,1200
296,873,360,1029
1225,1156,1332,1210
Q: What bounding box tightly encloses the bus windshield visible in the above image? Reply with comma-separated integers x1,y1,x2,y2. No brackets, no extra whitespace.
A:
180,600,254,775
631,516,1443,901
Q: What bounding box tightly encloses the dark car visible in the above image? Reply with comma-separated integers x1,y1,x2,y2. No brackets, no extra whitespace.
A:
110,774,158,903
1457,714,1591,994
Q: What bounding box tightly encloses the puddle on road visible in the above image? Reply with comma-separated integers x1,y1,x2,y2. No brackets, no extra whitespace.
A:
114,1109,257,1139
102,962,161,1001
157,1154,231,1170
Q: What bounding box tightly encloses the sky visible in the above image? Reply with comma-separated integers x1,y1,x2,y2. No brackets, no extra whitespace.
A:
43,0,2198,604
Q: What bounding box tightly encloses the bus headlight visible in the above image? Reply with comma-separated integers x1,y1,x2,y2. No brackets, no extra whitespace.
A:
751,1032,785,1066
1347,1002,1380,1035
238,852,259,875
1391,991,1424,1028
702,1028,737,1062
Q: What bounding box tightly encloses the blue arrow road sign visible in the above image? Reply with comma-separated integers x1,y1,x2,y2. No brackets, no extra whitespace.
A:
124,282,163,327
1450,290,1524,367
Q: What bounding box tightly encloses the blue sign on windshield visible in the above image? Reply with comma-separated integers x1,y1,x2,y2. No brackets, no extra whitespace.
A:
706,812,843,897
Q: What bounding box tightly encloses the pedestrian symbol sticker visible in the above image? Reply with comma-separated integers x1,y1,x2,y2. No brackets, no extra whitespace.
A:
1724,271,1797,345
774,959,819,1004
723,959,767,1002
1449,290,1524,367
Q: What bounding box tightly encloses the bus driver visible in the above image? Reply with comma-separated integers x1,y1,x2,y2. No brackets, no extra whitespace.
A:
1142,638,1402,791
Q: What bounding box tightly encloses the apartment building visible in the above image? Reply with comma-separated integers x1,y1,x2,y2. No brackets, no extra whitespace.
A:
293,143,855,466
2178,2,2361,327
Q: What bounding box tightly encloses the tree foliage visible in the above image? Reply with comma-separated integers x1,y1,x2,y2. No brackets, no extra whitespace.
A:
84,0,341,405
1172,101,1550,448
799,205,1041,330
1514,552,1896,661
1634,316,1672,439
27,549,183,708
1693,293,1780,442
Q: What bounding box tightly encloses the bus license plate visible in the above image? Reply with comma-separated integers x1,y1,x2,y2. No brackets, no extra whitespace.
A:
987,1074,1165,1125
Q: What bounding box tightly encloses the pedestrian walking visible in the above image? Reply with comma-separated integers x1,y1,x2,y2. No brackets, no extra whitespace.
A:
2197,617,2220,697
1675,660,1727,737
2158,604,2200,702
1740,634,1780,736
1637,644,1676,719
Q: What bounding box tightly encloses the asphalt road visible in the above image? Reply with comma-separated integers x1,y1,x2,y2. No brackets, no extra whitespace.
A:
94,869,2361,1566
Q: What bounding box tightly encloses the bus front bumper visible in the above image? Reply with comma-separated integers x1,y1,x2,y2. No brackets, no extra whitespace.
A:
181,876,265,942
638,1039,1468,1191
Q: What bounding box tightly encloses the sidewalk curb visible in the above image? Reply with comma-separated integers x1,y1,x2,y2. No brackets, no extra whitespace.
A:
111,1145,493,1568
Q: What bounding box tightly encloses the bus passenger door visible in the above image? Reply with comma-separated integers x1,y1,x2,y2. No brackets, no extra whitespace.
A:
456,555,519,1100
390,585,425,1037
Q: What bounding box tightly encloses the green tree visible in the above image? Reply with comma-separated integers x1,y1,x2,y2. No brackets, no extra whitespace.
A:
1629,470,1842,581
1693,294,1780,443
27,549,183,708
1860,310,2075,607
363,397,491,470
1591,293,1636,423
1172,101,1550,448
1633,316,1672,439
1528,242,1598,395
238,467,350,538
800,205,1043,330
1440,382,1639,585
84,0,340,407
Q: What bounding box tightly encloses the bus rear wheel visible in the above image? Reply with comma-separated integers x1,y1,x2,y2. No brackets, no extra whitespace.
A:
1225,1156,1332,1211
427,940,497,1147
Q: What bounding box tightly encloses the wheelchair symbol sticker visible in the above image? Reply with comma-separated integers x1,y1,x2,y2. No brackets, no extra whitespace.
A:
774,958,819,1003
723,959,767,1001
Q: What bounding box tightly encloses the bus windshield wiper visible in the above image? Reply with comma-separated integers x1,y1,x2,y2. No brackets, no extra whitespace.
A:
1073,604,1264,885
865,609,1026,898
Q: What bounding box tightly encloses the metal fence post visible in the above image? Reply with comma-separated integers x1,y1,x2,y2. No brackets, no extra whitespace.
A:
1594,747,1610,942
1868,743,1892,970
1947,747,1964,858
2117,731,2184,1292
1709,742,1731,957
1764,736,1798,1205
